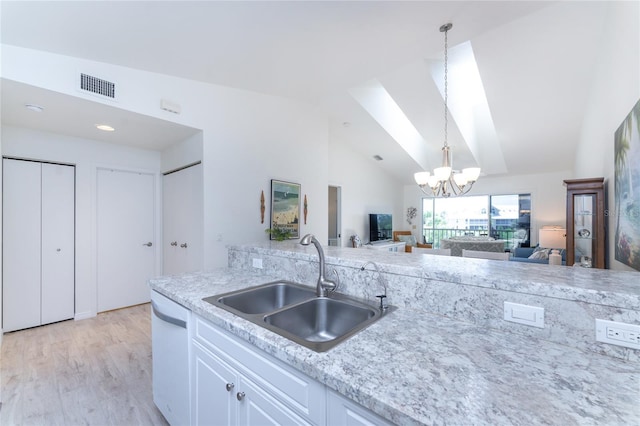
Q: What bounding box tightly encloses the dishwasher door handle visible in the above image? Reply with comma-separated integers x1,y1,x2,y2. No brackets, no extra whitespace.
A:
151,300,187,329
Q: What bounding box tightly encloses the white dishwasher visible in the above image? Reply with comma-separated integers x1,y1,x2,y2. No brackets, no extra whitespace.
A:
151,290,190,425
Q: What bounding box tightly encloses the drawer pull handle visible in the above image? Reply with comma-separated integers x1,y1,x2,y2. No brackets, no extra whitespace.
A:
225,383,234,392
236,392,245,401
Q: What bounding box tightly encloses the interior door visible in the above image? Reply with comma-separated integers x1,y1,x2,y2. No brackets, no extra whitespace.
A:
97,168,155,312
162,163,203,275
2,159,42,331
41,163,75,324
328,185,341,247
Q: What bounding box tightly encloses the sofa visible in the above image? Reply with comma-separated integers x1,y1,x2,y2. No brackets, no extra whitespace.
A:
393,231,432,253
440,236,506,257
510,246,566,265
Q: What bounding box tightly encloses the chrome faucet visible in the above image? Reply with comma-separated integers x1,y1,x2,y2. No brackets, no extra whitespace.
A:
360,261,388,311
300,234,337,297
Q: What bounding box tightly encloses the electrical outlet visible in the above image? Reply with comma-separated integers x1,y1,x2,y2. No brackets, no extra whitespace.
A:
252,258,263,269
595,319,640,350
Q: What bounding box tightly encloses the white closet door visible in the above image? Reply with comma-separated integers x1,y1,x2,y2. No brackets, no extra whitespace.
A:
2,159,42,331
41,163,75,324
97,169,155,312
162,163,203,275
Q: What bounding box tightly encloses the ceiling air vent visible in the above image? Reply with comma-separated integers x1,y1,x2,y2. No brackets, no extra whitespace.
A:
80,73,115,99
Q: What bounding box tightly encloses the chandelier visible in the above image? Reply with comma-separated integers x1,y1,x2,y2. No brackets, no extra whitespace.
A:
414,23,481,198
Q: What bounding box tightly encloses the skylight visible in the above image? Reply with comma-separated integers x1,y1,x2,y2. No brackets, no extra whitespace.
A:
431,41,506,174
349,40,507,176
348,79,432,171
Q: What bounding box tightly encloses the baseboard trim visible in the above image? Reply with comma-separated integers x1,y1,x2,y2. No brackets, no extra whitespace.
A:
74,311,97,321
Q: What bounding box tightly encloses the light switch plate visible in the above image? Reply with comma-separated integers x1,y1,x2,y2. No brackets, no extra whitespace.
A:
252,258,263,269
504,301,544,328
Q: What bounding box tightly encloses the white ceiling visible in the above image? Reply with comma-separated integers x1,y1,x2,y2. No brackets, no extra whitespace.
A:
0,1,610,184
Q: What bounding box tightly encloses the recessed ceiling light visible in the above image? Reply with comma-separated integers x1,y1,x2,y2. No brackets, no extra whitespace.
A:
96,124,115,132
25,104,44,112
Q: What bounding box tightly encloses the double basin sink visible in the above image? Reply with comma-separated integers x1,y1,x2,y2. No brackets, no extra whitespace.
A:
203,281,390,352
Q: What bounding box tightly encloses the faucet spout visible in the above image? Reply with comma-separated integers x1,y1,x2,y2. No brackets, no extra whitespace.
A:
361,261,388,311
300,234,336,297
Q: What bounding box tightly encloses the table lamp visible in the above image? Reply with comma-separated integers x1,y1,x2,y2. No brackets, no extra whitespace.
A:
539,226,566,266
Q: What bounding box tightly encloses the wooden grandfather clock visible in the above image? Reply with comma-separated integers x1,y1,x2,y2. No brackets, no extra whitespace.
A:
563,177,607,269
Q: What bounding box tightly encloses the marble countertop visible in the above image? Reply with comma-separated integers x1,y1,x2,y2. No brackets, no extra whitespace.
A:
150,267,640,426
230,241,640,310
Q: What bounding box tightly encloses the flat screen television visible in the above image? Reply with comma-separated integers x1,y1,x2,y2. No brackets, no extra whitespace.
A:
369,213,392,242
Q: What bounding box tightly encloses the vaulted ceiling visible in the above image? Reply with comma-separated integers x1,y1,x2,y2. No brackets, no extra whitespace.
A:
1,1,611,184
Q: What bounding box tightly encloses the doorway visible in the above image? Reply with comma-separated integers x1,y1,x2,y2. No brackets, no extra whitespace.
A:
328,186,341,246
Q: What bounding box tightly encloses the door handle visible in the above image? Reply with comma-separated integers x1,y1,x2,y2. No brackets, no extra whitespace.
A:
151,301,186,328
143,242,153,247
180,243,188,248
170,241,178,246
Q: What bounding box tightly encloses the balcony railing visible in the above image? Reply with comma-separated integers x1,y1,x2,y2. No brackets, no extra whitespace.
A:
422,228,529,251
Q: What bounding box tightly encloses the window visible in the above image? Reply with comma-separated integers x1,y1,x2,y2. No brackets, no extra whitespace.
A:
421,194,531,251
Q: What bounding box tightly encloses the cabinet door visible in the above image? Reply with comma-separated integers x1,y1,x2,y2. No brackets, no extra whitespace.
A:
162,163,203,275
41,163,75,324
327,389,393,426
237,376,311,426
2,159,42,331
192,342,237,426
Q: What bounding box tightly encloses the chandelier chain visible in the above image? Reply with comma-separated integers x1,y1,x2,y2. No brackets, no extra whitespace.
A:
413,22,480,198
443,25,448,148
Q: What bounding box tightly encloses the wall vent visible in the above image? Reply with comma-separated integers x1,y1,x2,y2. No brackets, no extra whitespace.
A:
80,73,115,99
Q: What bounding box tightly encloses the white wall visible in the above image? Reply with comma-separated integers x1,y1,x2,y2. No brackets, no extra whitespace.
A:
161,132,203,174
403,170,571,246
2,126,162,319
574,1,640,271
328,135,404,245
1,45,330,273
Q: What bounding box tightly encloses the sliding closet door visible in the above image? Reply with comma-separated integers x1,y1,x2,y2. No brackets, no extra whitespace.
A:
2,159,42,331
41,163,75,324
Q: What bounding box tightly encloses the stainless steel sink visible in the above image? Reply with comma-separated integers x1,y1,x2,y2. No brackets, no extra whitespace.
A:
263,297,379,351
203,281,315,315
203,281,392,352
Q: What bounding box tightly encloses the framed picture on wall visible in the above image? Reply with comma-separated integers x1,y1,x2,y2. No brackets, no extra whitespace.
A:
614,98,640,271
270,179,300,240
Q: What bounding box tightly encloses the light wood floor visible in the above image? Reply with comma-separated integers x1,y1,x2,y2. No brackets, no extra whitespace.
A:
0,303,169,425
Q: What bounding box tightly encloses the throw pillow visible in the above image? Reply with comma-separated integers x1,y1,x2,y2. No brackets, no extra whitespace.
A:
529,246,551,260
397,234,417,247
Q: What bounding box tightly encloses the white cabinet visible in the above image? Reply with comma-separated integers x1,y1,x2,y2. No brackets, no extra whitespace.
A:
187,314,394,426
191,315,325,425
193,341,310,425
2,158,75,332
163,163,203,275
327,389,393,426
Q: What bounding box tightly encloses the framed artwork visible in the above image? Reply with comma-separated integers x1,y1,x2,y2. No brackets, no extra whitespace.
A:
270,179,300,239
614,98,640,271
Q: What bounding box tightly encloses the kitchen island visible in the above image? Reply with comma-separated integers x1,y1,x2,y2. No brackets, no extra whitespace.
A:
150,242,639,425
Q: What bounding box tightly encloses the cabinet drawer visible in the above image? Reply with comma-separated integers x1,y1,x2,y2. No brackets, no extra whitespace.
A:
194,315,325,423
